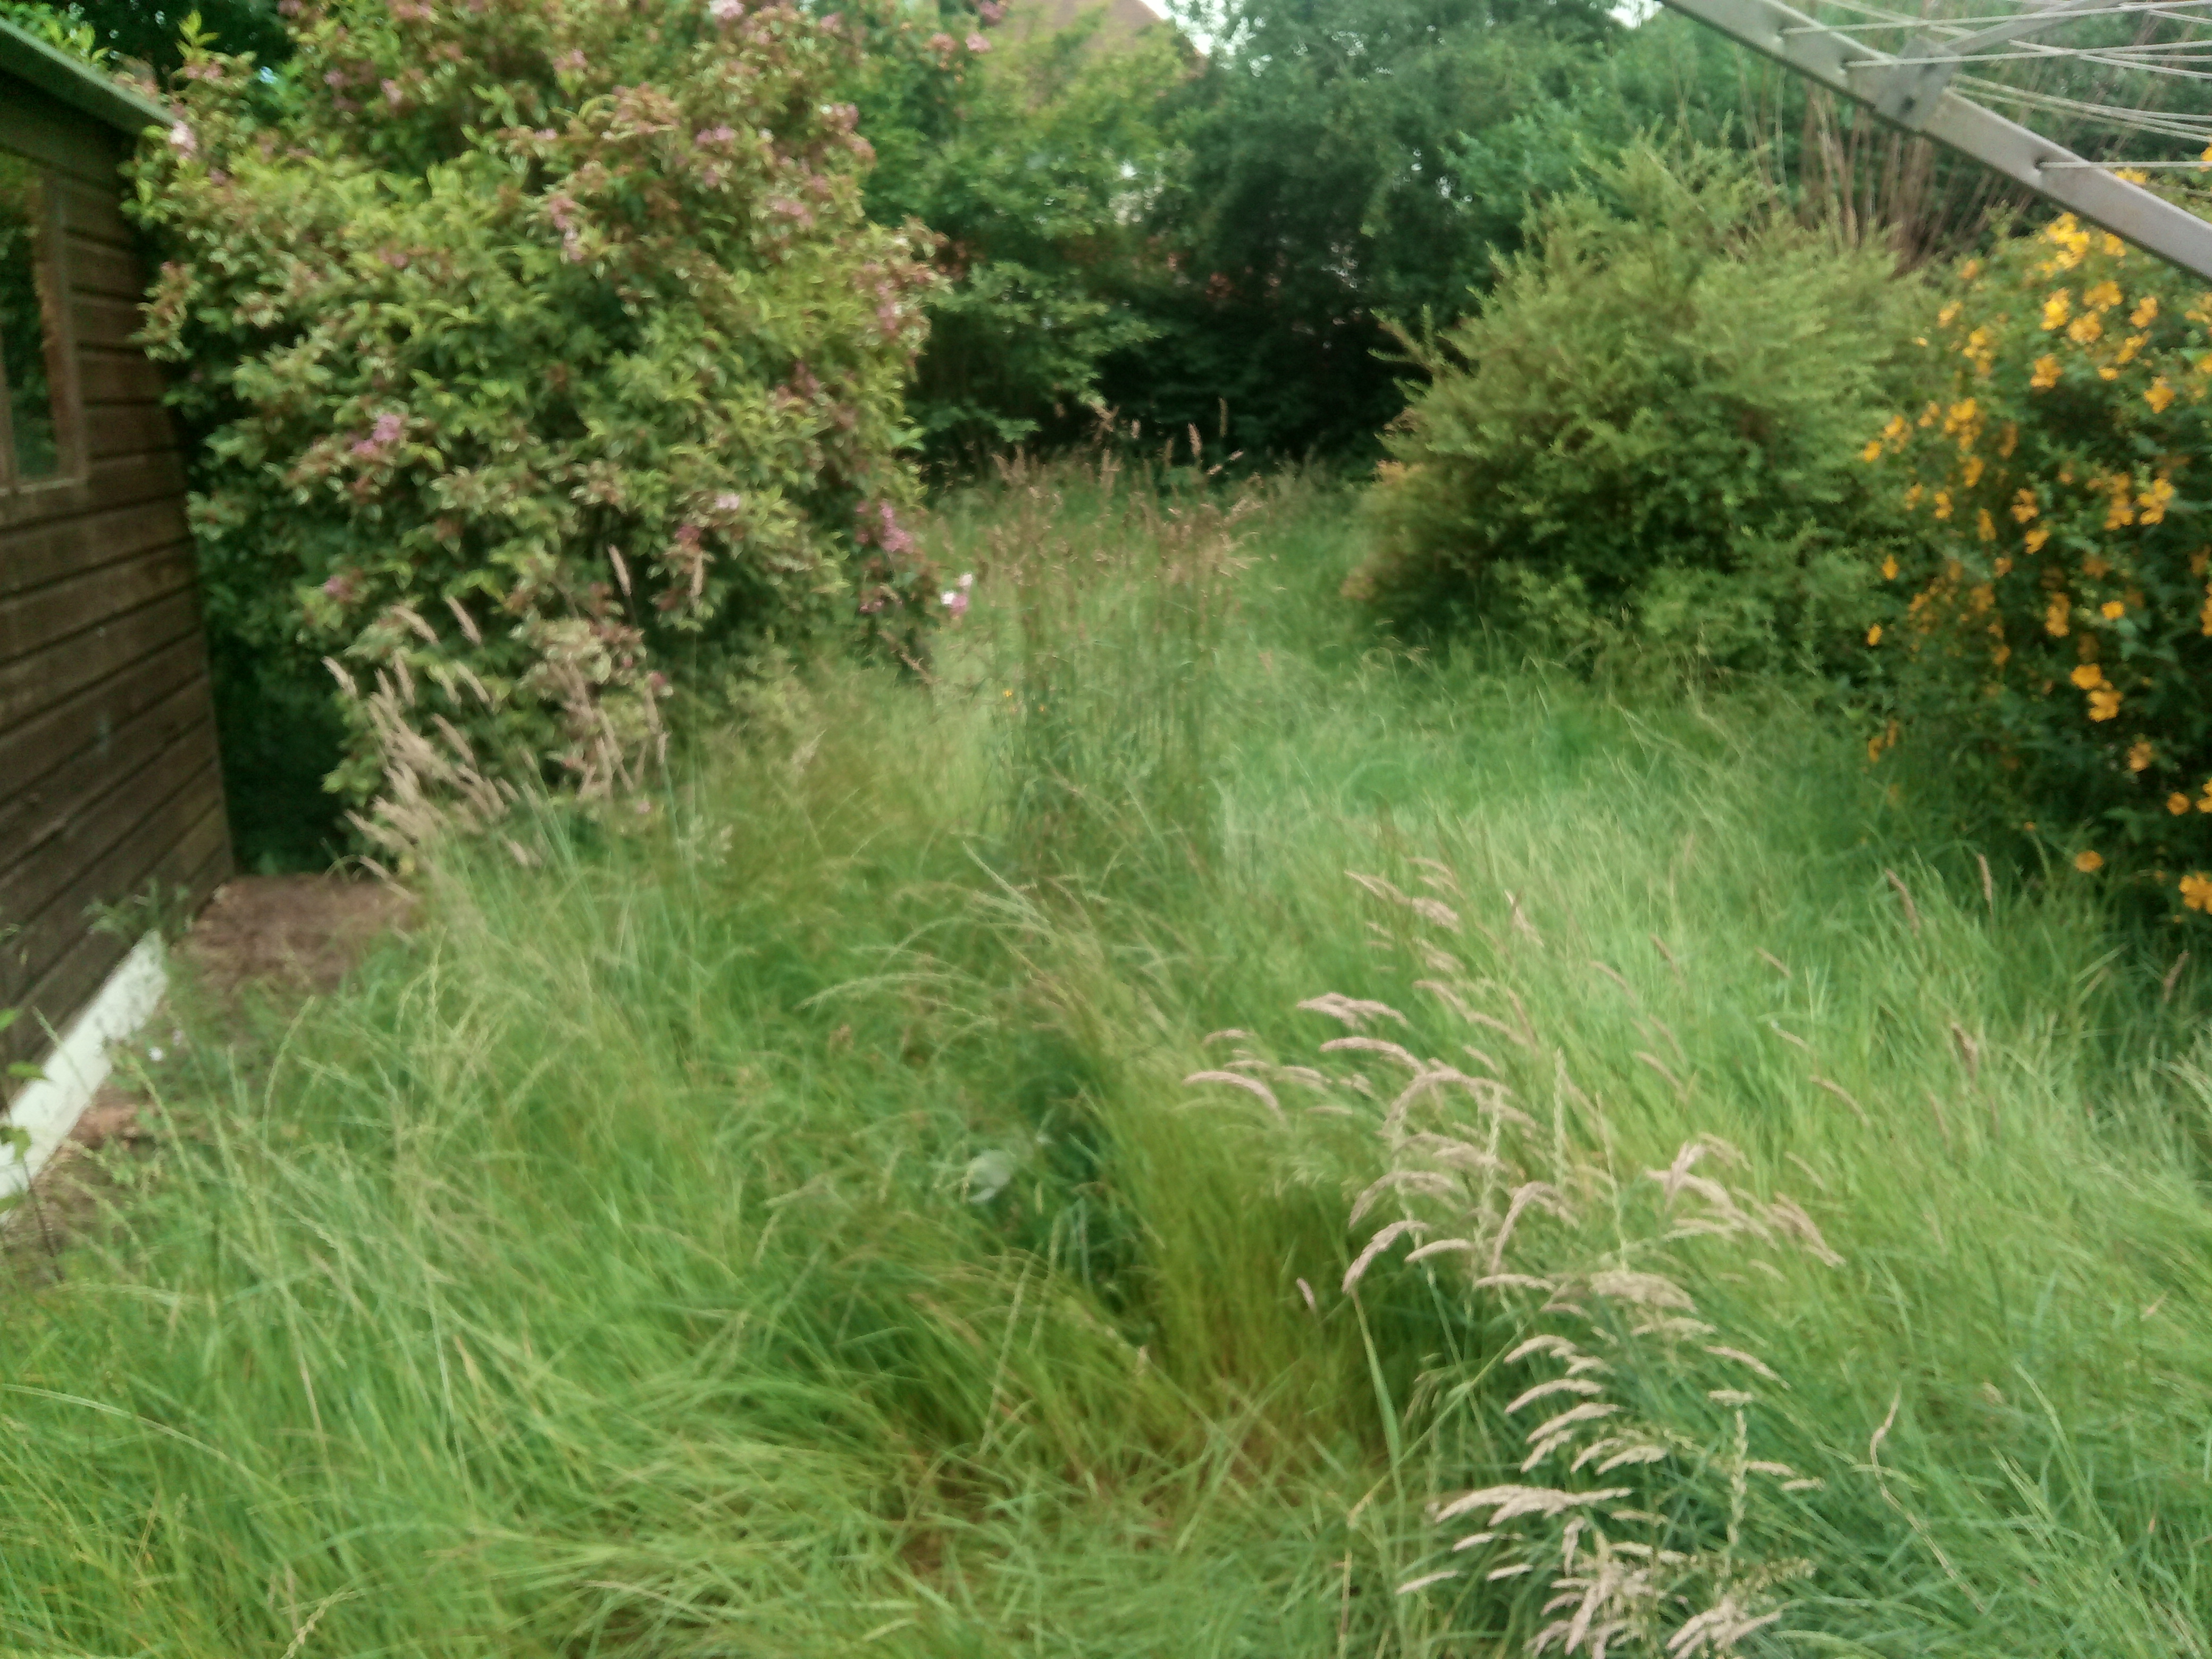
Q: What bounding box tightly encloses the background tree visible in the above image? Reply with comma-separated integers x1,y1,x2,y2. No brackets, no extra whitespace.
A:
847,0,1192,465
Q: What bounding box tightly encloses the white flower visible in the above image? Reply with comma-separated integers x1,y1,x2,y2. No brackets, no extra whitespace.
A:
168,122,197,158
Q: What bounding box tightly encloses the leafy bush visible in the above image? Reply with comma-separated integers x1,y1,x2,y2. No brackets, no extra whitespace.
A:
1864,208,2212,912
1346,149,1920,674
130,0,935,805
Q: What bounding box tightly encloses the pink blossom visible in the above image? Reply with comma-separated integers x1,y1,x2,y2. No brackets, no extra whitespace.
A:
167,122,196,158
940,588,969,619
978,0,1004,20
321,572,357,602
696,124,735,147
965,32,989,51
555,49,586,73
876,503,914,556
382,78,404,106
710,0,743,18
372,412,404,445
324,68,347,87
926,30,954,51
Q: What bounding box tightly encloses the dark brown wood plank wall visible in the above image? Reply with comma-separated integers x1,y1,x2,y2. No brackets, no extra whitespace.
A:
0,74,231,1073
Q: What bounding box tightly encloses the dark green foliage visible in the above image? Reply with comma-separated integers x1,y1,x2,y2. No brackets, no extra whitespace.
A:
849,2,1191,465
1104,0,1625,459
1348,148,1924,673
4,0,288,72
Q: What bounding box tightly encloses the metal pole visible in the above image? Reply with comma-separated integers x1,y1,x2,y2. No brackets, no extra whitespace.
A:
1659,0,2212,281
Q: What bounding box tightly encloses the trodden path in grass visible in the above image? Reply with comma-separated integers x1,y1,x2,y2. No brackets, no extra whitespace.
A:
3,470,2210,1657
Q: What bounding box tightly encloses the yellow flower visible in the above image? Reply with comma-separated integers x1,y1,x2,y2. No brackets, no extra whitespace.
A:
2171,792,2193,815
1977,507,1997,542
2147,377,2176,413
2087,280,2124,312
2131,740,2155,772
2107,492,2137,531
1999,422,2018,458
1963,455,1985,487
2132,295,2160,326
2090,687,2123,720
2069,312,2105,346
2047,593,2072,635
2030,355,2062,389
1995,556,2013,576
2010,489,2039,524
2116,332,2147,365
2102,599,2126,620
2185,873,2212,912
1962,258,1982,280
2076,849,2105,873
1937,300,1962,328
2083,554,2110,577
2102,233,2128,258
1881,554,1899,580
2025,526,2051,555
1883,414,1908,441
1861,439,1883,463
2192,549,2209,576
2141,476,2176,526
2043,290,2073,330
2201,589,2212,635
2072,663,2107,690
1866,624,1883,646
1934,490,1954,521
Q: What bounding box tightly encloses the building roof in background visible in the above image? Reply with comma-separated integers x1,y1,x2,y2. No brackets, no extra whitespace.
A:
0,18,172,135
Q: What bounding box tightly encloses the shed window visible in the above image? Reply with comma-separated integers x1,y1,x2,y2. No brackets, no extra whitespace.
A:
0,152,65,487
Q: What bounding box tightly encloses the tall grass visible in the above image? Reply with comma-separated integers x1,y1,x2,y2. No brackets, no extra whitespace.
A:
4,462,2210,1655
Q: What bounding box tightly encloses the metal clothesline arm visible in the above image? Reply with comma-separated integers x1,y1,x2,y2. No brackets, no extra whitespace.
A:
1659,0,2212,281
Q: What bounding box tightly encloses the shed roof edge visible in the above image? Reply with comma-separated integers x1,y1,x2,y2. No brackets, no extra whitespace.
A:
0,19,174,139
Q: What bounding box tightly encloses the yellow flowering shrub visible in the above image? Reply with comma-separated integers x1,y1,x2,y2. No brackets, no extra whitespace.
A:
1865,210,2212,912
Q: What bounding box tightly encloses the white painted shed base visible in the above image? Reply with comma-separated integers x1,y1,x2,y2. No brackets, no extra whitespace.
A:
2,933,167,1207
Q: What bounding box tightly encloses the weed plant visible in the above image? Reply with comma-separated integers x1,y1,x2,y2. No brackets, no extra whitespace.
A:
3,464,2210,1655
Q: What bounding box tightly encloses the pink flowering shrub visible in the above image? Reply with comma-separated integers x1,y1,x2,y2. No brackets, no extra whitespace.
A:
130,0,935,804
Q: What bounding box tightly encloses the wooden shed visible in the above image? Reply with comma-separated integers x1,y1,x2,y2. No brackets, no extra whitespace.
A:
1,22,231,1086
